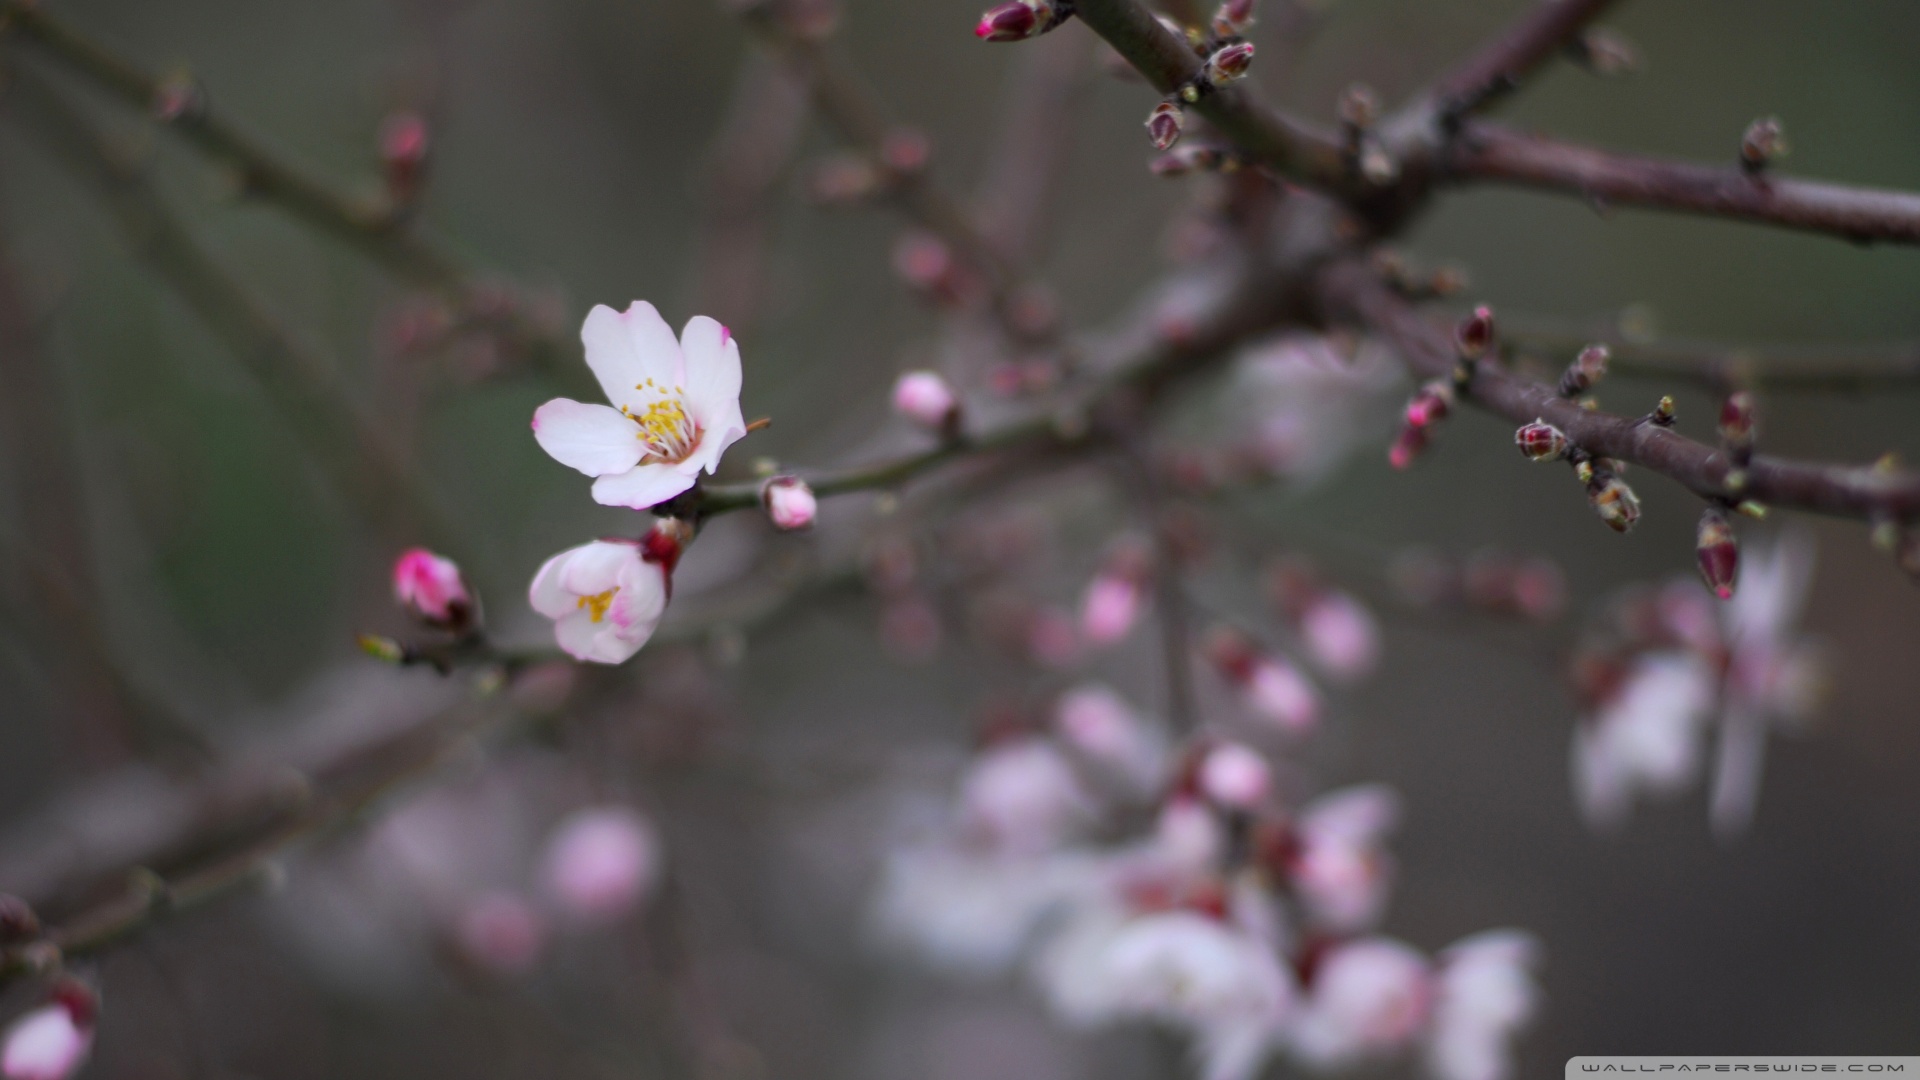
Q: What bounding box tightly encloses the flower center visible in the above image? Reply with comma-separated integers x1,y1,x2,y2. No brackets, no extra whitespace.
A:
577,587,618,623
623,379,701,464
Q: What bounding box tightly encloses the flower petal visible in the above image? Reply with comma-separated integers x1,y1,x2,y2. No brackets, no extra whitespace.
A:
555,610,636,664
557,541,638,597
532,399,643,477
591,462,698,510
609,561,668,641
529,549,578,619
680,316,742,417
581,302,684,411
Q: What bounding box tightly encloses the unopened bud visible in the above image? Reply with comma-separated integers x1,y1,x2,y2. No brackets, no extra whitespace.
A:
891,230,960,301
379,110,430,208
1559,344,1610,396
1204,41,1255,85
0,894,39,943
1146,101,1185,150
1587,474,1642,533
1696,508,1738,600
1337,83,1379,131
893,370,962,434
762,476,817,531
1454,304,1494,360
1387,424,1429,471
880,128,931,175
1652,395,1676,426
1514,419,1568,462
357,633,406,664
151,70,203,123
1210,0,1255,37
1199,742,1271,810
1570,28,1639,76
1719,390,1757,460
392,547,475,631
641,519,693,574
975,0,1036,40
808,154,885,204
1740,116,1787,172
1404,379,1455,427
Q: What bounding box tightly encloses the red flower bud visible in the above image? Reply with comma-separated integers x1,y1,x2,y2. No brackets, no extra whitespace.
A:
1719,390,1757,459
1204,41,1256,85
1587,474,1641,533
1696,508,1739,600
1403,379,1454,427
1387,424,1429,470
974,0,1068,40
1514,419,1568,462
1454,304,1494,360
1559,344,1609,397
1146,101,1185,150
1210,0,1255,37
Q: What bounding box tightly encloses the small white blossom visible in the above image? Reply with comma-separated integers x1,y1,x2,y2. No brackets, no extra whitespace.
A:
1571,652,1715,829
528,540,668,664
1292,784,1399,933
958,738,1098,855
1290,936,1432,1068
532,301,747,509
1425,930,1542,1080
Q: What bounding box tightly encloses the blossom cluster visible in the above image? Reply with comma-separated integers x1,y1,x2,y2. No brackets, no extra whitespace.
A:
1568,532,1824,837
871,682,1541,1080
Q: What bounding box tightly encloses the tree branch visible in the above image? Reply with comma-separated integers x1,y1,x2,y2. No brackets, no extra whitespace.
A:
1318,260,1920,522
1498,316,1920,393
1423,0,1624,121
1444,122,1920,247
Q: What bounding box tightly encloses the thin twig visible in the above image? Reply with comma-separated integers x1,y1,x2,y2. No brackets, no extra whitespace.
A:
1422,0,1624,121
1497,316,1920,393
1319,260,1920,521
1445,122,1920,247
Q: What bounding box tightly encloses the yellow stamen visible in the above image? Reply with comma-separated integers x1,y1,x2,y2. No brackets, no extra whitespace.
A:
620,381,700,463
576,587,618,623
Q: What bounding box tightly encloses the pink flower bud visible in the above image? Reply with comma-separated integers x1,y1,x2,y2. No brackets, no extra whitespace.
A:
1513,419,1568,462
455,892,547,975
1387,424,1429,471
880,129,931,174
762,476,818,531
892,370,961,432
1559,344,1609,396
1204,41,1256,85
1146,101,1185,150
379,110,430,207
1404,380,1455,427
1206,627,1319,733
1696,509,1739,600
2,982,96,1080
1300,591,1380,681
1454,305,1494,360
541,806,662,924
1080,542,1152,646
392,547,474,629
1719,391,1757,457
1587,474,1641,533
892,231,960,301
1210,0,1256,37
975,0,1062,40
1199,742,1272,810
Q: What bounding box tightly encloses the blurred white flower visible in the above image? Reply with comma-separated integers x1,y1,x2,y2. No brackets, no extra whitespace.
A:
1230,334,1403,485
1291,784,1399,934
540,806,662,924
957,738,1097,855
1290,936,1431,1068
1425,930,1542,1080
1036,909,1296,1080
1053,684,1168,798
532,301,746,509
1198,743,1272,811
871,844,1102,978
1571,651,1715,830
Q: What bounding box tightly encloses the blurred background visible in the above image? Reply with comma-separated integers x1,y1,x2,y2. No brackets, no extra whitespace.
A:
2,0,1919,1075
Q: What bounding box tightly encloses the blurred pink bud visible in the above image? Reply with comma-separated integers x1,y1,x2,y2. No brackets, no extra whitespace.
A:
880,596,942,662
1301,591,1380,681
880,129,931,174
1404,380,1455,428
1696,509,1739,600
975,0,1054,41
809,154,884,204
456,892,547,975
1387,424,1429,471
1027,607,1083,669
393,547,474,629
892,231,958,301
1149,143,1229,177
1199,742,1271,810
1080,573,1144,645
1055,684,1162,791
960,739,1095,853
1210,0,1255,36
541,806,662,924
1145,102,1185,150
892,370,961,432
1510,557,1567,622
2,982,96,1080
379,110,430,206
150,71,202,123
1719,390,1757,458
1204,41,1256,84
1248,657,1319,732
1454,305,1494,360
762,476,818,531
1559,344,1609,396
1740,116,1787,172
1513,420,1567,462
